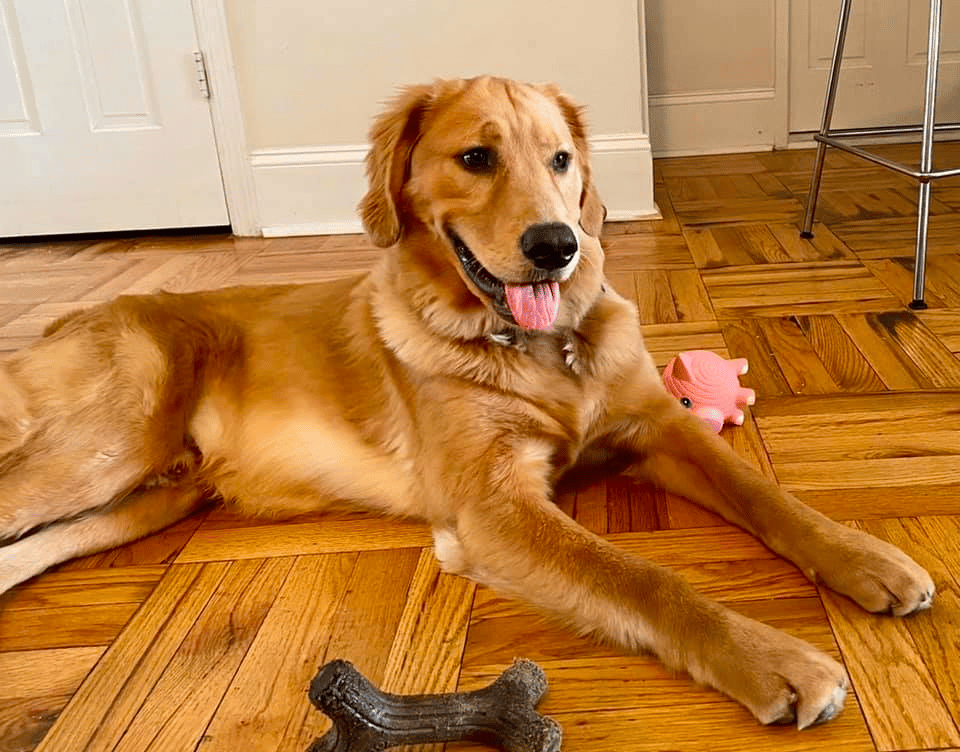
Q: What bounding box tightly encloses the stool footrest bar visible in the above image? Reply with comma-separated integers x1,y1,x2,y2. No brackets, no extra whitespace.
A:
814,134,960,182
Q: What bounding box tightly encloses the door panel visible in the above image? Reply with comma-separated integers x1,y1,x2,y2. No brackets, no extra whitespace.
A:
0,0,228,237
0,0,39,136
907,0,960,64
65,0,160,131
790,0,960,133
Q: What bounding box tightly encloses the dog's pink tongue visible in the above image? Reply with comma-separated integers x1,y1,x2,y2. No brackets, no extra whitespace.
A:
504,280,560,330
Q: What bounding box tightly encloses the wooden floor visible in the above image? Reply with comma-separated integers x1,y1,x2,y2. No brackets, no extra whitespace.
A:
1,144,959,752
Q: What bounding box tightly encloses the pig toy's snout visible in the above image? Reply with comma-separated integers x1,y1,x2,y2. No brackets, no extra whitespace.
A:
693,406,726,433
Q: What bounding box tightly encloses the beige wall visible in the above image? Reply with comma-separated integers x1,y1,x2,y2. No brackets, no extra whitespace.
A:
224,0,656,235
227,0,647,150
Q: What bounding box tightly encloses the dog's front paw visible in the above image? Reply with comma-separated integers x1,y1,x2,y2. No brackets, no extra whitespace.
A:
810,527,935,616
715,613,849,729
561,333,587,375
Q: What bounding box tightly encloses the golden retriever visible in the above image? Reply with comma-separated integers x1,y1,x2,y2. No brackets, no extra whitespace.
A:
0,76,934,729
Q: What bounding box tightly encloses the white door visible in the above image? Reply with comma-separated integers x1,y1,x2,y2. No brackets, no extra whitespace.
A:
790,0,960,133
0,0,228,237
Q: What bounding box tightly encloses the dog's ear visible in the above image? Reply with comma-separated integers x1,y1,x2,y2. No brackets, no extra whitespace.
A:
579,179,607,239
542,86,607,238
358,84,434,248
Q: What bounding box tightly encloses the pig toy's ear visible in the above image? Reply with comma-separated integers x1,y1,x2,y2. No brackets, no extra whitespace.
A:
673,352,693,382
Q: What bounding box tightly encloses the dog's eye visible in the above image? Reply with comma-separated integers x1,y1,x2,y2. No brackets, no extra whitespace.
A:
680,397,693,409
459,147,496,173
552,151,571,173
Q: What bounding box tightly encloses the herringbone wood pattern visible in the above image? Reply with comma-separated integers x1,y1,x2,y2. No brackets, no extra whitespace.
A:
1,144,959,752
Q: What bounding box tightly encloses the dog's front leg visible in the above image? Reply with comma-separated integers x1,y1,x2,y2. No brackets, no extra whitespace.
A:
613,392,935,618
432,436,847,729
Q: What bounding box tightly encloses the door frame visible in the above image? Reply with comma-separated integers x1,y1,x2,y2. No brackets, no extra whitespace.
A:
774,0,791,148
190,0,260,236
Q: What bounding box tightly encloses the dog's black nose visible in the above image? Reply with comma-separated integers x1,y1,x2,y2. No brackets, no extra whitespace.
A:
520,223,578,271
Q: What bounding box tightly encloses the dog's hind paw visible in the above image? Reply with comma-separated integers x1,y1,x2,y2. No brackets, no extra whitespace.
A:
432,527,469,576
0,539,34,598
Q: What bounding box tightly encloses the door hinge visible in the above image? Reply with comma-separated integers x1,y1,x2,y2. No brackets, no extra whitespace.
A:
193,51,211,99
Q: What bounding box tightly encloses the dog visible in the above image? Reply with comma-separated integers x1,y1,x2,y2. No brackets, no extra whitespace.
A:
0,76,934,729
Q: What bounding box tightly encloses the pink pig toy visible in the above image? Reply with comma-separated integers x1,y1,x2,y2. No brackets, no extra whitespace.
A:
662,350,756,433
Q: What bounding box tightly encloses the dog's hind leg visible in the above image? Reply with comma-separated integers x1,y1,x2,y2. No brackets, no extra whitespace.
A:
0,481,208,597
0,296,216,541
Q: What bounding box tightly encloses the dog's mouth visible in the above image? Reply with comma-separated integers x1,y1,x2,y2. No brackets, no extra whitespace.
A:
446,228,561,330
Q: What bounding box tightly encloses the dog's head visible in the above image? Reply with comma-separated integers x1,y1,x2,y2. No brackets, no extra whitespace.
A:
359,77,606,332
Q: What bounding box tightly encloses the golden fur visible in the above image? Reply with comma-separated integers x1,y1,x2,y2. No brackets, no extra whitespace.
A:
0,77,935,729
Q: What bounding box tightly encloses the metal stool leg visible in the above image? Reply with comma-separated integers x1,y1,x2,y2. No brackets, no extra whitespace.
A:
910,0,943,310
801,0,855,238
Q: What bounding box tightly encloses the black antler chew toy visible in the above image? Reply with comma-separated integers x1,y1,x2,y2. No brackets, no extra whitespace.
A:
306,658,563,752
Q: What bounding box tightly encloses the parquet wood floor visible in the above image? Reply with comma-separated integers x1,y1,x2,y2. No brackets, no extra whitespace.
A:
1,143,959,752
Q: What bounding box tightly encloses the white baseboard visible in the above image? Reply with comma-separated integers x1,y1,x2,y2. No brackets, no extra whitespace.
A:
654,144,774,159
251,134,656,238
649,87,781,158
253,146,369,237
786,130,960,150
589,134,657,221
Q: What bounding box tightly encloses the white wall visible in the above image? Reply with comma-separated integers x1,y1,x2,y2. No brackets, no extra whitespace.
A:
224,0,656,236
645,0,788,156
